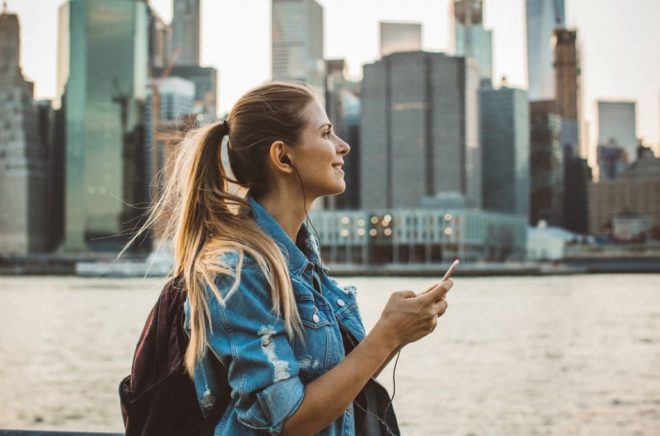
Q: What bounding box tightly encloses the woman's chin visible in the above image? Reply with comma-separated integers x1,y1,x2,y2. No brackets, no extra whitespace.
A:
327,181,346,196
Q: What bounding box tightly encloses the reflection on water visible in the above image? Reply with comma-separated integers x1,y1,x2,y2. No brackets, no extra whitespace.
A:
1,274,659,434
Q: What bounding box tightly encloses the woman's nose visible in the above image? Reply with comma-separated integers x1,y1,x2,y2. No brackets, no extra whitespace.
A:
338,138,350,156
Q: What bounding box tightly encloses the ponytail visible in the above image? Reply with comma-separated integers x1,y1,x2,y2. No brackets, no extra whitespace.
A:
120,117,303,376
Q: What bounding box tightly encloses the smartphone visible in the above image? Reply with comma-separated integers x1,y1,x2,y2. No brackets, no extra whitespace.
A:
442,259,460,281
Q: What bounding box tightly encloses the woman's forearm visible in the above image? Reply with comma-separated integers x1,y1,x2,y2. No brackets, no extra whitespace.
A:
280,321,398,436
374,345,402,379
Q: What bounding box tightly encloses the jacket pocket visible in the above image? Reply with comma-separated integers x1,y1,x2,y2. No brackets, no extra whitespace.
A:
295,295,332,329
292,296,336,383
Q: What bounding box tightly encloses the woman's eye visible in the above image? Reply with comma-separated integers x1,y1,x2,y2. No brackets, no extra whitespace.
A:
323,130,332,138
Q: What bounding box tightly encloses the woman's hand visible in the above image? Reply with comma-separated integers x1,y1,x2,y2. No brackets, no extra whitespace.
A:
281,280,453,435
374,280,453,349
281,279,452,435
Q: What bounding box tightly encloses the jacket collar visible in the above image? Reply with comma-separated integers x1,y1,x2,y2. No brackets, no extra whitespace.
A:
247,195,325,277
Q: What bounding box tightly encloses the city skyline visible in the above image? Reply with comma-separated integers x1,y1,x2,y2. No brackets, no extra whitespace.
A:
8,0,660,163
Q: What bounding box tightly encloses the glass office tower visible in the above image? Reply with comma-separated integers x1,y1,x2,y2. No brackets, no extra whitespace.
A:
272,0,325,104
171,0,200,66
526,0,565,100
361,52,481,210
453,0,493,85
479,85,530,219
57,0,148,252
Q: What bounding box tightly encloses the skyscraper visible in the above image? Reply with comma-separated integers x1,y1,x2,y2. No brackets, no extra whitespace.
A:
597,100,637,161
171,0,200,66
147,4,171,70
324,59,361,210
452,0,493,85
479,84,530,218
379,22,422,57
0,5,50,254
563,145,592,234
272,0,325,102
553,28,580,155
597,141,629,181
361,51,481,209
548,27,590,230
529,100,564,226
153,64,218,125
36,98,66,252
57,0,148,252
325,59,347,131
144,77,195,201
526,0,565,100
150,0,216,126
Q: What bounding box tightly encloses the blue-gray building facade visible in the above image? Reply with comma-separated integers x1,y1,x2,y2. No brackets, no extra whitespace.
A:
597,100,637,163
324,59,361,210
526,0,565,100
529,100,564,226
379,22,422,57
56,0,148,252
272,0,325,104
453,0,493,85
171,0,200,66
361,51,481,210
154,65,218,124
479,85,530,219
144,77,195,201
0,8,50,254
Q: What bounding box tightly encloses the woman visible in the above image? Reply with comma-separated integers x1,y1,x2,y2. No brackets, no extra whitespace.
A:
131,82,452,435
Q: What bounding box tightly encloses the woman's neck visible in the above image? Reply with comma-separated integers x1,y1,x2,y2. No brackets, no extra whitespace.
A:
255,191,312,242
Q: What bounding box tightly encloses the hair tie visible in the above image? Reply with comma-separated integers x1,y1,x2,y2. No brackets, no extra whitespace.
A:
221,119,230,136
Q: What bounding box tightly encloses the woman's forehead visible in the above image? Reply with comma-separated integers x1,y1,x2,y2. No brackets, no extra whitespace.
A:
303,100,330,126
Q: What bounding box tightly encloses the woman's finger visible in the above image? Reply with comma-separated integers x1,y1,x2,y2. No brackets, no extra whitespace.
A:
427,315,438,334
416,280,453,304
435,299,449,317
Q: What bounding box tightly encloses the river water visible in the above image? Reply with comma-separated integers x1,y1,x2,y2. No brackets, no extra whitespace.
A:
1,274,659,435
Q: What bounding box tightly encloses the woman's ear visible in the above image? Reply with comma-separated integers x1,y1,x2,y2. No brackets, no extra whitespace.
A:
269,140,294,174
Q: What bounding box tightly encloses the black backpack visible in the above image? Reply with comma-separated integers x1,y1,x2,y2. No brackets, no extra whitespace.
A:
119,276,230,436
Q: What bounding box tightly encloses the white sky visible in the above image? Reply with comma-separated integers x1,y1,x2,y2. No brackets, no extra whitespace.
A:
9,0,660,160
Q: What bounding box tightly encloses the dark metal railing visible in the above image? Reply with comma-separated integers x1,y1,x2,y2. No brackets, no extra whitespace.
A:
0,431,122,436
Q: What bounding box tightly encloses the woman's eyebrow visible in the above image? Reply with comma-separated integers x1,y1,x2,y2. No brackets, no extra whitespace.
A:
318,122,332,130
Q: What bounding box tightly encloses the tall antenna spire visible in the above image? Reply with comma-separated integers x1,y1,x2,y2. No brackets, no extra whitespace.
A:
2,1,8,14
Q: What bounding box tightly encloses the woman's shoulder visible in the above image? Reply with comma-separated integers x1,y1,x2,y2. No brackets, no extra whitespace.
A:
215,249,261,274
208,249,271,299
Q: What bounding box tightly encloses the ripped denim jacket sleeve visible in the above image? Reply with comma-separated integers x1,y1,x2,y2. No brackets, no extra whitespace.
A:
202,266,305,434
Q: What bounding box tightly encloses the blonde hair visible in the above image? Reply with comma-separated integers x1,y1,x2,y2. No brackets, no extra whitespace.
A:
122,82,317,375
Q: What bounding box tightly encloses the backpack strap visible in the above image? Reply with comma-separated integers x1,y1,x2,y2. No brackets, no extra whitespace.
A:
178,282,232,435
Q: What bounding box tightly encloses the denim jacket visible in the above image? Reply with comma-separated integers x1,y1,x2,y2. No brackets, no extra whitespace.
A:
184,195,382,435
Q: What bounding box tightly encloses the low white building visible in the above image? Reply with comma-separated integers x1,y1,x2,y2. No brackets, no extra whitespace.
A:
612,213,650,241
310,207,528,264
527,221,581,260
